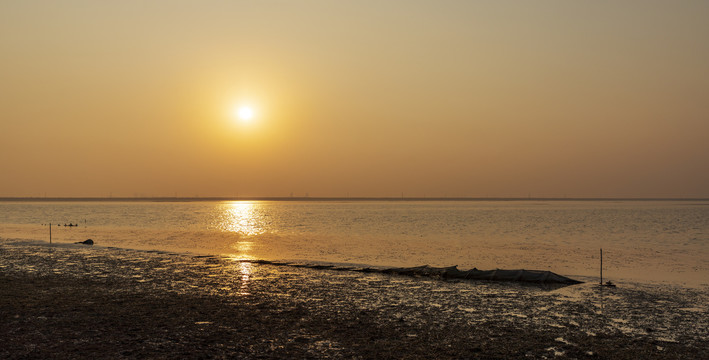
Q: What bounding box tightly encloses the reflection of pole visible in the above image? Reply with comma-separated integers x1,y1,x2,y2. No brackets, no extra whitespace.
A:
49,223,52,244
600,248,603,284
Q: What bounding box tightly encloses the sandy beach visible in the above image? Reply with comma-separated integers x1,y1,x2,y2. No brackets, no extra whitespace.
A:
1,240,707,359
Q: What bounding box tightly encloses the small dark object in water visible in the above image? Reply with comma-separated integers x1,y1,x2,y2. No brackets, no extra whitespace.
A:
75,239,94,245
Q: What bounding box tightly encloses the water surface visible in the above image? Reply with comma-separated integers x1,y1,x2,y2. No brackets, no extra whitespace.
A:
1,200,707,287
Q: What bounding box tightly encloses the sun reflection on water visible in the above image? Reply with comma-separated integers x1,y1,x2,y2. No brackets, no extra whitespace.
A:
224,256,254,296
219,202,262,295
230,241,255,261
217,202,266,236
237,261,252,296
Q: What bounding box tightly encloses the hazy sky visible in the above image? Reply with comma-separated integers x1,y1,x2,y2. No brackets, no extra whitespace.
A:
2,1,708,198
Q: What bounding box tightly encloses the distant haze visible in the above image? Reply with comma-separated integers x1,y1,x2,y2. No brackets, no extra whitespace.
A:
2,1,708,198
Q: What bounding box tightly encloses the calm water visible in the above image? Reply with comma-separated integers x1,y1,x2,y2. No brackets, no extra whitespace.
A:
1,200,707,287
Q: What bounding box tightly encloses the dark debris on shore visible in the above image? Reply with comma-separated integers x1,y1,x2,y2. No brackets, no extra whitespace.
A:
1,241,707,359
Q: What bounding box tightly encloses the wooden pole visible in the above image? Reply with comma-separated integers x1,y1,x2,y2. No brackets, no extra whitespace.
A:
600,248,603,285
49,223,52,244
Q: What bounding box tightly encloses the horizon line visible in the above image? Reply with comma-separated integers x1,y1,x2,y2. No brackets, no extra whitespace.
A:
1,196,708,202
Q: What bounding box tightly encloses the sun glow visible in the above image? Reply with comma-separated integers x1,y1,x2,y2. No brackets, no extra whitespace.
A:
235,106,255,122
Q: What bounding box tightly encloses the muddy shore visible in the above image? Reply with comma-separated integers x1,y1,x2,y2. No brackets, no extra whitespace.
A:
1,241,707,359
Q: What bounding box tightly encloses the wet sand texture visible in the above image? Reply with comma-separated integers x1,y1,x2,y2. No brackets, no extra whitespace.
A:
1,243,707,359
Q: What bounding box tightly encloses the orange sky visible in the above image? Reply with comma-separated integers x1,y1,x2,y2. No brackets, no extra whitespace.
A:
1,1,708,198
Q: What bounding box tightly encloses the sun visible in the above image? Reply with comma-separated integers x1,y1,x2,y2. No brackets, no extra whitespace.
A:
234,106,255,123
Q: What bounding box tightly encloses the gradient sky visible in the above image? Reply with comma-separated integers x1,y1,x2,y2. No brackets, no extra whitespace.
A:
2,1,708,198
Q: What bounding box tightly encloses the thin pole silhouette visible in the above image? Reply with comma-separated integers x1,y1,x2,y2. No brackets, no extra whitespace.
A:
600,248,603,284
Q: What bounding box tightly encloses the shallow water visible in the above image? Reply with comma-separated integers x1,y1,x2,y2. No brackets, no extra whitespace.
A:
1,200,708,287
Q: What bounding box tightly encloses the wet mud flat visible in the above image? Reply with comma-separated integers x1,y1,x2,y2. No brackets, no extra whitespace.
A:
1,241,707,359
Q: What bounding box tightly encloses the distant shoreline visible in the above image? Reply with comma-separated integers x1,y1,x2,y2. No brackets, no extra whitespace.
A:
1,196,708,202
